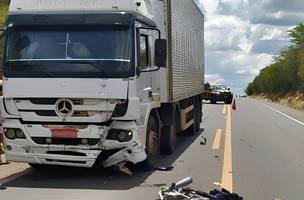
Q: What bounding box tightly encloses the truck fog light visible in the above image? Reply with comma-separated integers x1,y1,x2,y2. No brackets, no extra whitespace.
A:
81,138,89,145
45,138,52,144
6,145,12,151
5,129,16,139
118,131,133,142
106,129,133,143
16,129,25,139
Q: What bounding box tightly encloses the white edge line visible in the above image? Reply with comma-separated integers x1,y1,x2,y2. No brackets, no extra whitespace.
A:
263,104,304,126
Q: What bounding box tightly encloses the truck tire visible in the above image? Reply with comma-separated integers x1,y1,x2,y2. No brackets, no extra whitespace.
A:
144,114,160,170
210,96,217,104
225,97,233,104
195,99,201,132
195,99,202,132
160,107,180,155
188,99,199,136
160,125,176,155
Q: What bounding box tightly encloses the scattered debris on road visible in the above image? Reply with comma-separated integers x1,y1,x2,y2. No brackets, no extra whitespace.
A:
153,183,167,187
154,166,174,171
200,135,207,145
114,162,132,176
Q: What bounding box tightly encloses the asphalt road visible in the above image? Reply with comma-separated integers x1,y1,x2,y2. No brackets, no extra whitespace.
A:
1,98,304,200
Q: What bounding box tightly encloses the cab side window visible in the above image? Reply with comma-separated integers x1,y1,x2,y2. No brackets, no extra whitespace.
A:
139,34,150,70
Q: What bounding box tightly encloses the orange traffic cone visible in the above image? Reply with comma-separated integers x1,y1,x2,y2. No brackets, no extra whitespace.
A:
232,99,237,111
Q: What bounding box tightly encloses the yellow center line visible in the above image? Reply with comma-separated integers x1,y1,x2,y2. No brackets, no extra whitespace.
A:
222,105,227,114
212,129,222,150
221,104,233,192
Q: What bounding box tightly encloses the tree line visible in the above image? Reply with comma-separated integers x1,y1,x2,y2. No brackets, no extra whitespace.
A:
246,23,304,96
0,0,10,67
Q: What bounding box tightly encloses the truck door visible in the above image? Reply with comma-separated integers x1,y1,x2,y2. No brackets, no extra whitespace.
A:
136,28,159,104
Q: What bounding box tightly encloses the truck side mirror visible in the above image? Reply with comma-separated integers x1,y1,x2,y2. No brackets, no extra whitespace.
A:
155,39,167,68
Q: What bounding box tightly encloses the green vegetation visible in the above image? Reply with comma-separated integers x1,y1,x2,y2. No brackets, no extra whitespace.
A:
246,23,304,105
0,0,9,67
0,0,9,24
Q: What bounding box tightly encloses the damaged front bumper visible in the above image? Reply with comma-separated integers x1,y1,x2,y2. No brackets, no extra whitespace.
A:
3,120,147,168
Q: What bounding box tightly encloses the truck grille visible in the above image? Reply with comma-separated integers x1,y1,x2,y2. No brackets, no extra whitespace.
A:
14,98,116,123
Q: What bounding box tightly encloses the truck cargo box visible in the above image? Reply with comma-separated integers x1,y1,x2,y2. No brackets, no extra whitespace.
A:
164,0,204,102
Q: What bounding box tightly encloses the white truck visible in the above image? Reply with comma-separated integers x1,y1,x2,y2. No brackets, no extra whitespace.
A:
0,0,204,170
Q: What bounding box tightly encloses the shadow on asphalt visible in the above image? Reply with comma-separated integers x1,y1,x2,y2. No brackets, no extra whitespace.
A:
4,129,204,190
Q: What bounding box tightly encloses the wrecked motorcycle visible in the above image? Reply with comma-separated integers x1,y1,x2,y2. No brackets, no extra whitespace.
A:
159,177,243,200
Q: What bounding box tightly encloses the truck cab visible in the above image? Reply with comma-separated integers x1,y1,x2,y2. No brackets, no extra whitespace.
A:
0,0,204,170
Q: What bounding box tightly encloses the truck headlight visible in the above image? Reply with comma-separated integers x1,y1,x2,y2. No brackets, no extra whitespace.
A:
106,129,133,143
4,128,26,140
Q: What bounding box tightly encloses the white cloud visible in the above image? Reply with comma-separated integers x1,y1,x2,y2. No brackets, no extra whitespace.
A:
198,0,298,92
205,15,251,52
205,74,225,83
199,0,219,16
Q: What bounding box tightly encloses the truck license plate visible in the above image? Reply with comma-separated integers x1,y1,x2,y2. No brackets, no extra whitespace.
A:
51,128,78,139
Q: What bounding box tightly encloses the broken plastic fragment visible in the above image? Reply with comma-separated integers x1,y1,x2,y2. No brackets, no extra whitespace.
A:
114,162,132,175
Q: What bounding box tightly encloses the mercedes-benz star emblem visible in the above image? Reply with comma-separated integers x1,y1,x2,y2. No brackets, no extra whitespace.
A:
55,99,74,117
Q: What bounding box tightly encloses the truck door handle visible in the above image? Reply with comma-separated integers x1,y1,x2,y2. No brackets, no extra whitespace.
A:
148,91,153,98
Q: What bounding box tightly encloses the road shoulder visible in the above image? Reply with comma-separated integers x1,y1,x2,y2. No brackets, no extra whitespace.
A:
0,158,31,183
251,98,304,124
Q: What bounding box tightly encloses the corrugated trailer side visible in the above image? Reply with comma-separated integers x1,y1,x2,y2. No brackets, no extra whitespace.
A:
164,0,204,102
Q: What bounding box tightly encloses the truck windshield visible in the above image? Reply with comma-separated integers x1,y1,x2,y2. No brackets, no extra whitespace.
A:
210,85,226,90
5,26,134,78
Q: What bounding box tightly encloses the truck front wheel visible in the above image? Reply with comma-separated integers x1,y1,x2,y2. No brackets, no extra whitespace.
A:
225,96,233,104
144,114,160,169
210,96,217,104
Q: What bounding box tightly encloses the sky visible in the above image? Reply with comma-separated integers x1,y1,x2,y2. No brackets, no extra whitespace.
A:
196,0,304,94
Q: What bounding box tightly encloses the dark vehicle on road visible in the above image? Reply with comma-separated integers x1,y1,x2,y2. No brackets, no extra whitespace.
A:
203,83,233,104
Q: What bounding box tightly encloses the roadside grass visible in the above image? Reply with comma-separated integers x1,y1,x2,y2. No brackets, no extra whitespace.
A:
278,95,304,110
253,93,304,111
